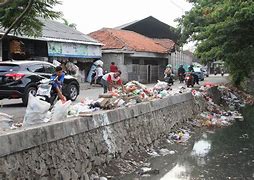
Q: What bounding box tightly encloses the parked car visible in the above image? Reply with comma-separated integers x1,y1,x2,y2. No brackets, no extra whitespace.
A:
0,61,80,105
194,67,205,81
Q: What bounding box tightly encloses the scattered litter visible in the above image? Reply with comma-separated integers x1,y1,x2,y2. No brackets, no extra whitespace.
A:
240,134,249,139
169,130,191,143
137,167,160,176
99,177,108,180
147,150,160,157
51,100,72,121
159,148,171,156
169,150,176,155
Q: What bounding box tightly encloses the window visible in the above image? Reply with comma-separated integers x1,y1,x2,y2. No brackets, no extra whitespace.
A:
0,64,20,72
27,64,44,73
44,65,55,74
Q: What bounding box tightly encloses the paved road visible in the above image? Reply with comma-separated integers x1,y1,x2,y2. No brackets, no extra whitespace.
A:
0,74,228,123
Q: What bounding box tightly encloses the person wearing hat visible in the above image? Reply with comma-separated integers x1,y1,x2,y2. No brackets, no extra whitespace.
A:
164,64,173,78
188,65,199,85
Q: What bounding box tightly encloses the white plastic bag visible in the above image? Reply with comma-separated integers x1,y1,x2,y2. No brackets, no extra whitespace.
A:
0,113,13,130
153,80,169,90
51,100,72,121
94,60,103,66
53,60,61,66
23,93,51,127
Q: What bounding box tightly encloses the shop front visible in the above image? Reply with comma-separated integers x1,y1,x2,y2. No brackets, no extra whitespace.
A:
47,41,101,83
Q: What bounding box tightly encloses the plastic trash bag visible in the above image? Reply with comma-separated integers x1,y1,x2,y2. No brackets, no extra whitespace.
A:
23,93,51,127
53,60,61,66
94,60,103,66
154,80,169,90
0,112,13,130
51,100,72,121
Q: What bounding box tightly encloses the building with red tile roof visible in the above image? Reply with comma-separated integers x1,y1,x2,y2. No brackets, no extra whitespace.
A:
89,28,170,83
153,38,176,53
89,28,169,54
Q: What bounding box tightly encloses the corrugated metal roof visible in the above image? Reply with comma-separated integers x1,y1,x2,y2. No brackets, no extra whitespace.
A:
0,18,101,46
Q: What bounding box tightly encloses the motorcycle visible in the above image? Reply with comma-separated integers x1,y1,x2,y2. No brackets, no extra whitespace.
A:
164,74,174,86
185,72,195,88
36,77,59,108
179,73,185,83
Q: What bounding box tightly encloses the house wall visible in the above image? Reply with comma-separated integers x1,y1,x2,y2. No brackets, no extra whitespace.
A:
101,52,167,83
169,51,193,73
124,55,167,83
101,53,127,81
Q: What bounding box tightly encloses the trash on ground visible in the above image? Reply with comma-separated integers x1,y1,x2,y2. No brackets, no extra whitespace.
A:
51,100,72,121
168,129,191,143
146,149,160,157
159,148,171,156
137,167,160,176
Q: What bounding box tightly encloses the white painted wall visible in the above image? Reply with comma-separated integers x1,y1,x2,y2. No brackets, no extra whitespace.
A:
168,51,193,71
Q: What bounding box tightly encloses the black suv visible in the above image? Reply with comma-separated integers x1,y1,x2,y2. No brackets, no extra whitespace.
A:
0,61,80,105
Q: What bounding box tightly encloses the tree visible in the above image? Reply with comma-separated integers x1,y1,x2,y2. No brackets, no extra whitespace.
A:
0,0,62,40
62,18,77,29
178,0,254,86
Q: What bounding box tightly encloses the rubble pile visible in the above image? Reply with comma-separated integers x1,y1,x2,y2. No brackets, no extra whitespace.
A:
78,80,190,112
227,85,254,105
191,85,245,128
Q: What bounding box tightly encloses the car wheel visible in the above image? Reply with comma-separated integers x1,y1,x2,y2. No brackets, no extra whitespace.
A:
67,84,78,101
22,86,37,106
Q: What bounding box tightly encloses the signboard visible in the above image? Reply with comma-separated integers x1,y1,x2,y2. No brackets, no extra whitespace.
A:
48,42,101,58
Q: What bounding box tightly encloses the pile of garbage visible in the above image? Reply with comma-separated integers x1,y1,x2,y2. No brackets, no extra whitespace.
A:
191,85,245,128
71,81,190,113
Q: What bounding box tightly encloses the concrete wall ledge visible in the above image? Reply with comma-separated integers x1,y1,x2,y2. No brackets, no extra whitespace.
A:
0,92,193,157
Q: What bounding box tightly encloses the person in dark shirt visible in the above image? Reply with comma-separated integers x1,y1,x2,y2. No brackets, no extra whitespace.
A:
178,65,186,83
110,62,118,72
188,65,199,85
50,66,66,102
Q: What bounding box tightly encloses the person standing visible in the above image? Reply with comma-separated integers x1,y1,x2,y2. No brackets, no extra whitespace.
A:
110,62,118,72
100,70,124,93
94,64,104,85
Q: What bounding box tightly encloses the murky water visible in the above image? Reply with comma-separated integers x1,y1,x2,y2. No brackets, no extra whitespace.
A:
122,106,254,180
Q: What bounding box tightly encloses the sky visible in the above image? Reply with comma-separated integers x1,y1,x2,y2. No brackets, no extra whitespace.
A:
55,0,192,34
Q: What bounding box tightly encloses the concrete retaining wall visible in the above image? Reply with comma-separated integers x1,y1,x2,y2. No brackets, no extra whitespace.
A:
0,92,205,179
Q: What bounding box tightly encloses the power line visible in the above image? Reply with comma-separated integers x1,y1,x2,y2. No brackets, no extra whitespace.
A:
169,0,184,13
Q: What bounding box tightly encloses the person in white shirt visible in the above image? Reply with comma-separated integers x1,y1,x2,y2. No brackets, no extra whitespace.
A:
95,64,104,85
101,70,124,93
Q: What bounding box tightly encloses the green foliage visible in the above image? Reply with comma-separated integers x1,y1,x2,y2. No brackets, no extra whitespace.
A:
62,18,77,29
179,0,254,85
0,0,62,37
